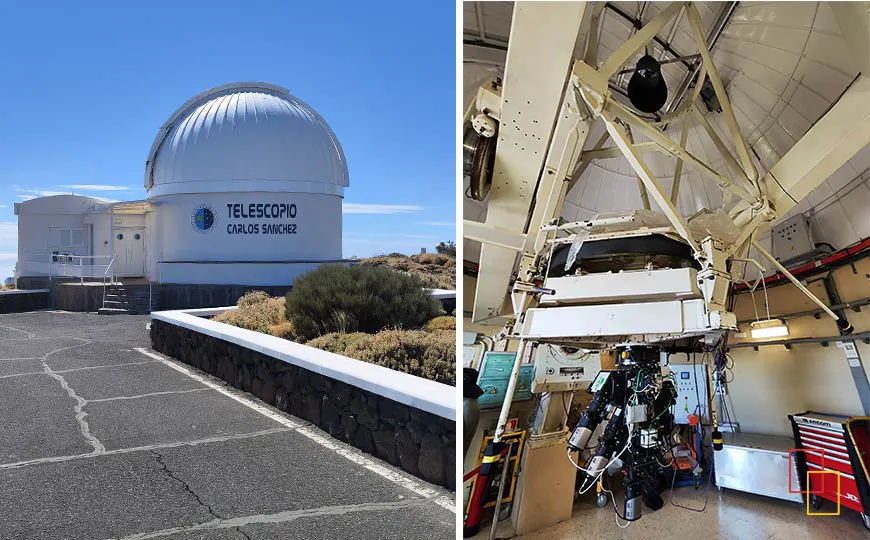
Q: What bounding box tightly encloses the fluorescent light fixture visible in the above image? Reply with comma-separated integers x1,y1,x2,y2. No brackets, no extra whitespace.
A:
750,319,789,339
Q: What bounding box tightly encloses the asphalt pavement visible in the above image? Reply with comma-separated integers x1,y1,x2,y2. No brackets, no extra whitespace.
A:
0,311,455,539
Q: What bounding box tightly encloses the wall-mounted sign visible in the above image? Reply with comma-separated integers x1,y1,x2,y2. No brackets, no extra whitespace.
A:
219,203,298,235
191,204,217,233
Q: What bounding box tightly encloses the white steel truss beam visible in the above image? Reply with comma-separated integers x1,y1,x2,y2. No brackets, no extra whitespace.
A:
599,2,685,80
685,3,758,185
602,98,757,205
670,115,690,203
599,108,700,254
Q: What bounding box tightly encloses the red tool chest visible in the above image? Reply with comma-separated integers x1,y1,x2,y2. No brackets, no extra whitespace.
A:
789,411,870,530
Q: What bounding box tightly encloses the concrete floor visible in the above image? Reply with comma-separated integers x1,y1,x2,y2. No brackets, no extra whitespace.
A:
0,311,455,540
481,480,869,540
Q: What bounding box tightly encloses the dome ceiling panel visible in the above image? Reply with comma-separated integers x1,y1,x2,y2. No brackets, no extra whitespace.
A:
804,25,858,75
839,183,870,240
776,104,812,142
794,57,855,102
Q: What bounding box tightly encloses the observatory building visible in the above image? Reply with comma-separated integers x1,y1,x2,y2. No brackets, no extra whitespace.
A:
15,82,348,308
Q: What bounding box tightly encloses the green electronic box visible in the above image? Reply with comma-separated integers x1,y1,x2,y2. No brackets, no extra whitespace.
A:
476,352,534,409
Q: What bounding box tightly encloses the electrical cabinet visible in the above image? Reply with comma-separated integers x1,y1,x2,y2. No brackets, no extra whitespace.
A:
669,363,709,424
772,214,816,265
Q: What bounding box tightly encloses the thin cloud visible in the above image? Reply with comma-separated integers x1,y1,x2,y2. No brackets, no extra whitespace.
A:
59,184,134,191
419,221,454,227
16,188,121,203
346,232,436,240
342,203,423,215
0,222,16,244
16,189,73,198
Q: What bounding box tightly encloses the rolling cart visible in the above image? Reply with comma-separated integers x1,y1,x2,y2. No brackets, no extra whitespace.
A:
789,411,870,530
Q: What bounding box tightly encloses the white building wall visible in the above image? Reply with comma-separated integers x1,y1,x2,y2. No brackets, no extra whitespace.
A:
148,192,341,285
84,213,146,258
16,196,96,277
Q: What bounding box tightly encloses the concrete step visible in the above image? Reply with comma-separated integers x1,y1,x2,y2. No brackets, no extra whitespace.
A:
98,307,129,315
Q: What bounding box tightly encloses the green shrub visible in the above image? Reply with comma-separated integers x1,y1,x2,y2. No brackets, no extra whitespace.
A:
286,265,442,341
307,329,455,385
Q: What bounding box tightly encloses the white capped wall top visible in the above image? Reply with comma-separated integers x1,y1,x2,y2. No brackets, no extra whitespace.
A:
144,82,349,197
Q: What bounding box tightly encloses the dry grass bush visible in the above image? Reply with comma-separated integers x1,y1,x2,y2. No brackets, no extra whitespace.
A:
214,292,288,335
285,264,442,342
307,329,455,385
267,321,295,339
237,290,270,308
360,253,455,289
425,316,456,332
417,253,450,266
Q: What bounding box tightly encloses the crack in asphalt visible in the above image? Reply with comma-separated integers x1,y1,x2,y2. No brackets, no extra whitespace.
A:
41,340,106,454
149,449,222,521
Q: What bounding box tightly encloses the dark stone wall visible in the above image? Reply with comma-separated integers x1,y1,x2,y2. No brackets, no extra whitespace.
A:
150,319,455,490
157,284,291,310
54,284,105,312
16,276,55,290
0,291,50,313
16,279,455,314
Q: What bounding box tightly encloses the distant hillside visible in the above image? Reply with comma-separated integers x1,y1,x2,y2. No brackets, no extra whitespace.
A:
359,253,456,290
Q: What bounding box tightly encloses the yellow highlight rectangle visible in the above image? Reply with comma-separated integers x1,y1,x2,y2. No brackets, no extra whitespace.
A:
806,470,841,516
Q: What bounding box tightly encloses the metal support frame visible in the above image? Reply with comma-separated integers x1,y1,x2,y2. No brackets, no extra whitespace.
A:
567,129,610,194
685,4,757,185
597,106,700,254
624,126,651,210
670,115,690,203
468,1,782,324
599,2,684,80
751,239,839,322
691,106,755,194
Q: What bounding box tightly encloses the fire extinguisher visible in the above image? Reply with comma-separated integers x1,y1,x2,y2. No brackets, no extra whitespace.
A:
464,441,507,537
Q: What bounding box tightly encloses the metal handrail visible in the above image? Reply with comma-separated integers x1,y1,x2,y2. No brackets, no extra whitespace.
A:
48,254,115,285
102,256,116,309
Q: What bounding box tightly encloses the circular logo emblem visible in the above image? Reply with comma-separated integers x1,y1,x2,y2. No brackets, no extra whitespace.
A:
191,205,216,233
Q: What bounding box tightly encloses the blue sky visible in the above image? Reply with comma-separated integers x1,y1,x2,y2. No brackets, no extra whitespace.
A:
0,1,456,279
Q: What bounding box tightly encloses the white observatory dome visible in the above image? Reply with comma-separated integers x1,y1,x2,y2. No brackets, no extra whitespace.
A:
145,82,348,197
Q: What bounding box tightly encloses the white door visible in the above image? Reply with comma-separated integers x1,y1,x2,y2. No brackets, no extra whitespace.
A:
114,229,145,277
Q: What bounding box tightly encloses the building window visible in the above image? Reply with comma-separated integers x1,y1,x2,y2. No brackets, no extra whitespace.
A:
54,227,86,248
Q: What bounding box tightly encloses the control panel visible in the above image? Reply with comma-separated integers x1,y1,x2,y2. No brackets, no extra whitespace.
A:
532,344,601,393
668,363,709,424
